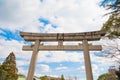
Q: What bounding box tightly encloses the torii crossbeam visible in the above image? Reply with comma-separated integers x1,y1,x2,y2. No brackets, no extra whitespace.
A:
20,30,105,80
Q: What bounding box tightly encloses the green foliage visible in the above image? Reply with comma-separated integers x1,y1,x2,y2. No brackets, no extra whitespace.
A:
100,0,120,38
98,73,117,80
40,75,62,80
40,75,47,80
0,68,7,80
18,77,26,80
101,13,120,38
18,74,26,78
0,52,18,80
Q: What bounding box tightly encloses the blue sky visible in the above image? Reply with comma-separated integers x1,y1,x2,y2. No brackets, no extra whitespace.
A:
0,0,117,80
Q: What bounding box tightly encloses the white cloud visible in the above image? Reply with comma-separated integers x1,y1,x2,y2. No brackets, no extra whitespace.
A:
0,29,5,34
40,0,109,32
0,39,32,60
36,64,51,72
55,64,68,71
0,0,41,32
90,52,114,65
55,66,68,71
0,0,109,33
92,64,100,78
37,51,84,62
17,60,28,67
18,68,28,76
92,64,98,71
0,39,22,58
77,66,85,72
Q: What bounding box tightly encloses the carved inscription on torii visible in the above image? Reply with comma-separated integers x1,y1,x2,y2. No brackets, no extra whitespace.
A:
20,30,105,80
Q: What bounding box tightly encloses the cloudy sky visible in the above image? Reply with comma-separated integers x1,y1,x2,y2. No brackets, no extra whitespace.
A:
0,0,116,80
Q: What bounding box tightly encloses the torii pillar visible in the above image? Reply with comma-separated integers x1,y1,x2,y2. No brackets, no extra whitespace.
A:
20,30,105,80
26,40,40,80
83,40,93,80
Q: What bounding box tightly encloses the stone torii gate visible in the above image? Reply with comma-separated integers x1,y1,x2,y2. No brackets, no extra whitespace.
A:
20,30,105,80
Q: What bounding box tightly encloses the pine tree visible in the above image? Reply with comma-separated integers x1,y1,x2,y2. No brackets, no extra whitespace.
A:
61,74,65,80
0,52,18,80
0,63,7,80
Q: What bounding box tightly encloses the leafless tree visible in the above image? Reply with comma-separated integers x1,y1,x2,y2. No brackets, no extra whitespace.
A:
102,38,120,64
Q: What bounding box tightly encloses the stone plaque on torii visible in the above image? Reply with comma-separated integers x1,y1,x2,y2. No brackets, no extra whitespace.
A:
20,30,105,80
